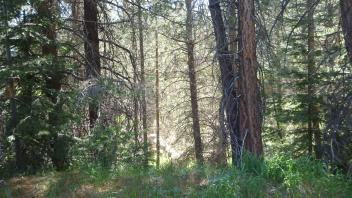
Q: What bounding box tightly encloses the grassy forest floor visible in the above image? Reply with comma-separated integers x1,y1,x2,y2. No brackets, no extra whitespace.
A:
1,156,352,198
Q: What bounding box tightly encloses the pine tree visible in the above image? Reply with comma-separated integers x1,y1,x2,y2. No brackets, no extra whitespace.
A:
238,0,263,155
186,0,204,165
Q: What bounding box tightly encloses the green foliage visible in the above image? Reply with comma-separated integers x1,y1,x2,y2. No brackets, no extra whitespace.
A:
71,123,142,170
264,155,325,187
1,1,352,197
3,155,351,197
193,169,238,198
193,155,352,198
262,0,349,161
0,0,78,174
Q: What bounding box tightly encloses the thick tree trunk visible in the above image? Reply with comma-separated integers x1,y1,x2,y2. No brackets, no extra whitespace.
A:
238,0,263,155
155,30,161,168
138,0,148,167
84,0,101,128
341,0,352,62
208,0,237,165
186,0,204,165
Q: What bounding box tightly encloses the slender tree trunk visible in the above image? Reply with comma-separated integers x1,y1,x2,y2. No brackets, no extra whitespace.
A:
84,0,101,129
226,0,241,165
340,0,352,62
307,0,314,156
306,0,322,159
238,0,263,155
131,4,140,153
186,0,204,165
138,0,148,166
208,0,237,165
126,0,140,152
155,30,161,168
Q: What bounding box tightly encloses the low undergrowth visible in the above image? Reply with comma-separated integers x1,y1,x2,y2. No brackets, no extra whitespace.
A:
1,155,351,198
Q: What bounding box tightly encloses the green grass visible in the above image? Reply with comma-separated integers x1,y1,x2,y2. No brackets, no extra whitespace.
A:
1,156,351,197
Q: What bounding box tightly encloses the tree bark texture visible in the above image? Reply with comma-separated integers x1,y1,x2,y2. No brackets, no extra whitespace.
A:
208,0,237,165
186,0,204,165
238,0,263,155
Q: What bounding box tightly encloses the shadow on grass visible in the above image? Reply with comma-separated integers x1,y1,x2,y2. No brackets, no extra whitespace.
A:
2,157,352,198
0,164,229,198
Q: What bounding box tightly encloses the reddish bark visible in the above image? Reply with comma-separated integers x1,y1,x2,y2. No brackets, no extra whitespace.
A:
238,0,263,155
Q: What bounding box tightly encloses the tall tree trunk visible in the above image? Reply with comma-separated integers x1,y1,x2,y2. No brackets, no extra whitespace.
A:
186,0,204,165
238,0,263,155
138,0,148,167
226,0,241,165
131,3,140,154
208,0,237,166
84,0,101,129
155,30,160,169
340,0,352,62
306,0,322,159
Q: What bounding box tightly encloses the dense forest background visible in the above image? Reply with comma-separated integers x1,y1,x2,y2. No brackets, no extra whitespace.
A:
1,0,352,197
